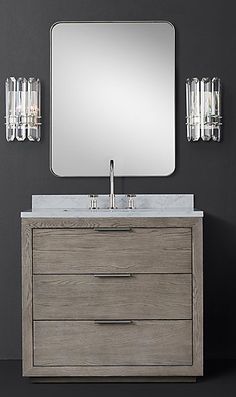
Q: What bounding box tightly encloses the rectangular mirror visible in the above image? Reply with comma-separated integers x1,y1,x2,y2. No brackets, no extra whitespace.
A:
51,21,175,176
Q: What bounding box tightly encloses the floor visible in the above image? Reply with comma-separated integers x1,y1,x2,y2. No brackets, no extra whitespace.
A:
0,360,236,396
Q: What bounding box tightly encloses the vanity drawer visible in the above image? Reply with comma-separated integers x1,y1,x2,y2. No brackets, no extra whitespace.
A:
33,274,192,320
33,227,192,274
34,320,192,366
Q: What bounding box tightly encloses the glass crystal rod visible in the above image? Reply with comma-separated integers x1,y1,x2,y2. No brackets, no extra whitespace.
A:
5,77,16,141
5,77,41,142
186,77,222,142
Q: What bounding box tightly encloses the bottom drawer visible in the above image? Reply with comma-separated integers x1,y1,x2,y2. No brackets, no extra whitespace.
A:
34,320,192,366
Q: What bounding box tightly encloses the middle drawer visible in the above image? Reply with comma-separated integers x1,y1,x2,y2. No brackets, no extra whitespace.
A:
33,274,192,320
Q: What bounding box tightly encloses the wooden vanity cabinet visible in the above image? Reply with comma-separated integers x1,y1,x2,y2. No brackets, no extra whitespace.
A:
22,217,203,382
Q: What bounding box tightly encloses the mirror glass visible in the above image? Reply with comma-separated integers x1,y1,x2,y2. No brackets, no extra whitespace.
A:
51,21,175,176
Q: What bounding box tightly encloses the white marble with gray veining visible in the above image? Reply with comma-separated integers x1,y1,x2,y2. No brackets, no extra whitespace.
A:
21,194,203,218
31,194,194,210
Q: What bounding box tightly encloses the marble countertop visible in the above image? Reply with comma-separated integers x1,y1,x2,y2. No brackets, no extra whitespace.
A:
21,194,203,218
21,208,203,218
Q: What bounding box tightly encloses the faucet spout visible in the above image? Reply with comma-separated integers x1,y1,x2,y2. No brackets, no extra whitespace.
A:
109,160,116,209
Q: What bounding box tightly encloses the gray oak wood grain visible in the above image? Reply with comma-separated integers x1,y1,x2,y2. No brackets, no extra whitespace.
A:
34,320,192,366
192,219,204,375
21,217,203,379
22,217,200,229
24,365,201,377
33,227,191,274
33,274,192,320
22,222,33,376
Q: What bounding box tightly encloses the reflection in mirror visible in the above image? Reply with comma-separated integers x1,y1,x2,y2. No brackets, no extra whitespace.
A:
51,21,175,176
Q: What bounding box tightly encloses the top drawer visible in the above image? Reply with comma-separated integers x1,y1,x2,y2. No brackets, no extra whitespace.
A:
33,227,192,274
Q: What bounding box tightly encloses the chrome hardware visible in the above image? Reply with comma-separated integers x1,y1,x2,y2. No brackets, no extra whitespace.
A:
94,320,133,325
94,227,132,232
89,194,98,210
109,159,116,209
127,194,136,209
93,273,133,278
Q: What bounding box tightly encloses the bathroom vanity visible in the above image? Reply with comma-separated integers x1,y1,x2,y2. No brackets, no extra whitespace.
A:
19,19,203,384
21,194,203,382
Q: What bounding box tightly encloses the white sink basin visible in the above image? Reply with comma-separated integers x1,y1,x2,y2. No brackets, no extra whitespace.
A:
21,194,203,218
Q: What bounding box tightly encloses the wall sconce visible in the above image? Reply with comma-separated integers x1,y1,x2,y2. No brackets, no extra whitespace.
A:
5,77,41,142
186,77,222,142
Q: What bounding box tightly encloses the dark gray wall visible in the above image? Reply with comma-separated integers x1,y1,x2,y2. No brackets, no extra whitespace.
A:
0,0,235,359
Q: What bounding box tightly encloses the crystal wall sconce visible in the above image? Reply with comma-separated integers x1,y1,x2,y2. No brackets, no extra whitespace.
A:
186,77,222,142
5,77,41,142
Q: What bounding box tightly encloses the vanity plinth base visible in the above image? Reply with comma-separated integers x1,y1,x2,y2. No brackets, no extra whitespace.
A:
31,376,197,383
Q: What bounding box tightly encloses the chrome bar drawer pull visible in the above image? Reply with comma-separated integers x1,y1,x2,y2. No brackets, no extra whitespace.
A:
93,273,133,278
94,320,133,325
94,227,132,232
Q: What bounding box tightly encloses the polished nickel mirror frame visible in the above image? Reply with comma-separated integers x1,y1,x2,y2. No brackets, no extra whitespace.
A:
50,21,175,177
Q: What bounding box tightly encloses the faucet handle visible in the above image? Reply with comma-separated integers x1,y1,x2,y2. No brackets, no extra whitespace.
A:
127,194,136,210
89,194,98,210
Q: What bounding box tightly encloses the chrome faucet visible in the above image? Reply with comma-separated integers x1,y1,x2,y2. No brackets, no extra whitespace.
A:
109,160,116,209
